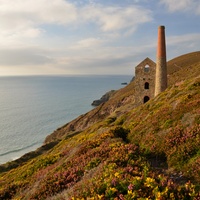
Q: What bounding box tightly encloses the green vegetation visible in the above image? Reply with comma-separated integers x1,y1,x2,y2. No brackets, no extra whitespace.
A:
0,52,200,199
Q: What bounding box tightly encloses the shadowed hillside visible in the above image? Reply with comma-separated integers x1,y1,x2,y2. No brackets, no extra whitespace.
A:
0,51,200,199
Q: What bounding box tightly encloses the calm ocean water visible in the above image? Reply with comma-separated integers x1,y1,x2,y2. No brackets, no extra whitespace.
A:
0,75,131,164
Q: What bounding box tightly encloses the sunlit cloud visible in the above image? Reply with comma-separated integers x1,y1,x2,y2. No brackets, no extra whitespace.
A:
81,5,152,33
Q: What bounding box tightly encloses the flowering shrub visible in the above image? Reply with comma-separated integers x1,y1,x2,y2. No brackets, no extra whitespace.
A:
26,131,117,199
69,142,200,199
163,124,200,168
70,163,200,199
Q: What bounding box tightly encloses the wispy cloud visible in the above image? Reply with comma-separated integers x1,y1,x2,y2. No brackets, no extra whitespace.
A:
0,47,54,66
70,37,104,49
166,33,200,58
81,5,152,33
167,33,200,45
160,0,200,14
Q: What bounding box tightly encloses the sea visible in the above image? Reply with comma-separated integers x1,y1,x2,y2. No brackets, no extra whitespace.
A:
0,75,132,164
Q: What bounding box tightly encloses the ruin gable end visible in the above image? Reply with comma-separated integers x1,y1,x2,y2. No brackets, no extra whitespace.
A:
134,57,156,106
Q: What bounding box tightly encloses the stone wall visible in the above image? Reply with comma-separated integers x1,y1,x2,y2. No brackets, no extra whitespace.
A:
134,57,156,106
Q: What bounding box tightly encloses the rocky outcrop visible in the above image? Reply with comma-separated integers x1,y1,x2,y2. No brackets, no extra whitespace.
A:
44,85,137,144
91,90,116,106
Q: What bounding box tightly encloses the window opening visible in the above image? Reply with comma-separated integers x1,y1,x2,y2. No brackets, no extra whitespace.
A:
144,64,150,72
145,82,149,89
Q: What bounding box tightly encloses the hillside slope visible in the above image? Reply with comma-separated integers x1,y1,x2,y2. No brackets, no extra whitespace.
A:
0,51,200,199
45,51,200,143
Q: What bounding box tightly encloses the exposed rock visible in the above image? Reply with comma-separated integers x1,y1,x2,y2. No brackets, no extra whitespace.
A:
130,76,135,82
91,90,116,106
45,86,136,144
121,82,128,85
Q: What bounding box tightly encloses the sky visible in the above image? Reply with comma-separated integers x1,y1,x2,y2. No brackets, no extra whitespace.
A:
0,0,199,76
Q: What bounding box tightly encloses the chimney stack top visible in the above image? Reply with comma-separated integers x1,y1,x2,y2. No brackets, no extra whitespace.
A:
158,25,165,29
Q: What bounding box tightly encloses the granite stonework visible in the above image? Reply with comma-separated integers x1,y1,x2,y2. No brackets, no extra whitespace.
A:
134,57,156,106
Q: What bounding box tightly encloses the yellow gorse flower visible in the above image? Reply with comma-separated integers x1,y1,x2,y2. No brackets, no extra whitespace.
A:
97,194,104,199
114,172,120,178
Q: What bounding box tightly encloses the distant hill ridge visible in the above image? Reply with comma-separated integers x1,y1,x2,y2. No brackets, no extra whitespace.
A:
167,51,200,74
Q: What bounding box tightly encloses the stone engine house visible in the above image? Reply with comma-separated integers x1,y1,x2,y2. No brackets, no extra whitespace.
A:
134,57,156,107
133,26,167,107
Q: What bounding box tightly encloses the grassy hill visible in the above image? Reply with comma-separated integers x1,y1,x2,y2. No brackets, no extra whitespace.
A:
0,51,200,199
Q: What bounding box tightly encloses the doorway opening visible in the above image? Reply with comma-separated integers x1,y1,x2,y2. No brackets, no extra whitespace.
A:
144,96,150,103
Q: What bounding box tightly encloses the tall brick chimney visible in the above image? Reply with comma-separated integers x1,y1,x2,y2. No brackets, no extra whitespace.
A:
155,25,167,96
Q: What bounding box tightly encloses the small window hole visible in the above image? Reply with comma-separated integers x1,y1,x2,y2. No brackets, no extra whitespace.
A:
145,82,149,89
144,65,150,72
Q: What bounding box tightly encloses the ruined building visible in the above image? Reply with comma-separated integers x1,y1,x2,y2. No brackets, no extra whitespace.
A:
134,26,167,106
134,57,156,107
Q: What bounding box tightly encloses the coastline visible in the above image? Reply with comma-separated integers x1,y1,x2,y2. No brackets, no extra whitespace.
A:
0,75,132,165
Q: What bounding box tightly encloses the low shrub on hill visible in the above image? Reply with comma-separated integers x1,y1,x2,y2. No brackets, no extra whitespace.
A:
1,129,200,199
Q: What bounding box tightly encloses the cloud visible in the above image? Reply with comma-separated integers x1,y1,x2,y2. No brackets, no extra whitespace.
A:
0,0,152,46
55,54,135,75
54,41,157,75
0,1,198,76
81,5,152,33
166,33,200,57
0,0,152,36
0,0,77,42
167,33,200,45
0,0,77,25
0,0,154,75
0,48,54,66
56,31,200,75
70,37,104,49
196,4,200,14
160,0,200,14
